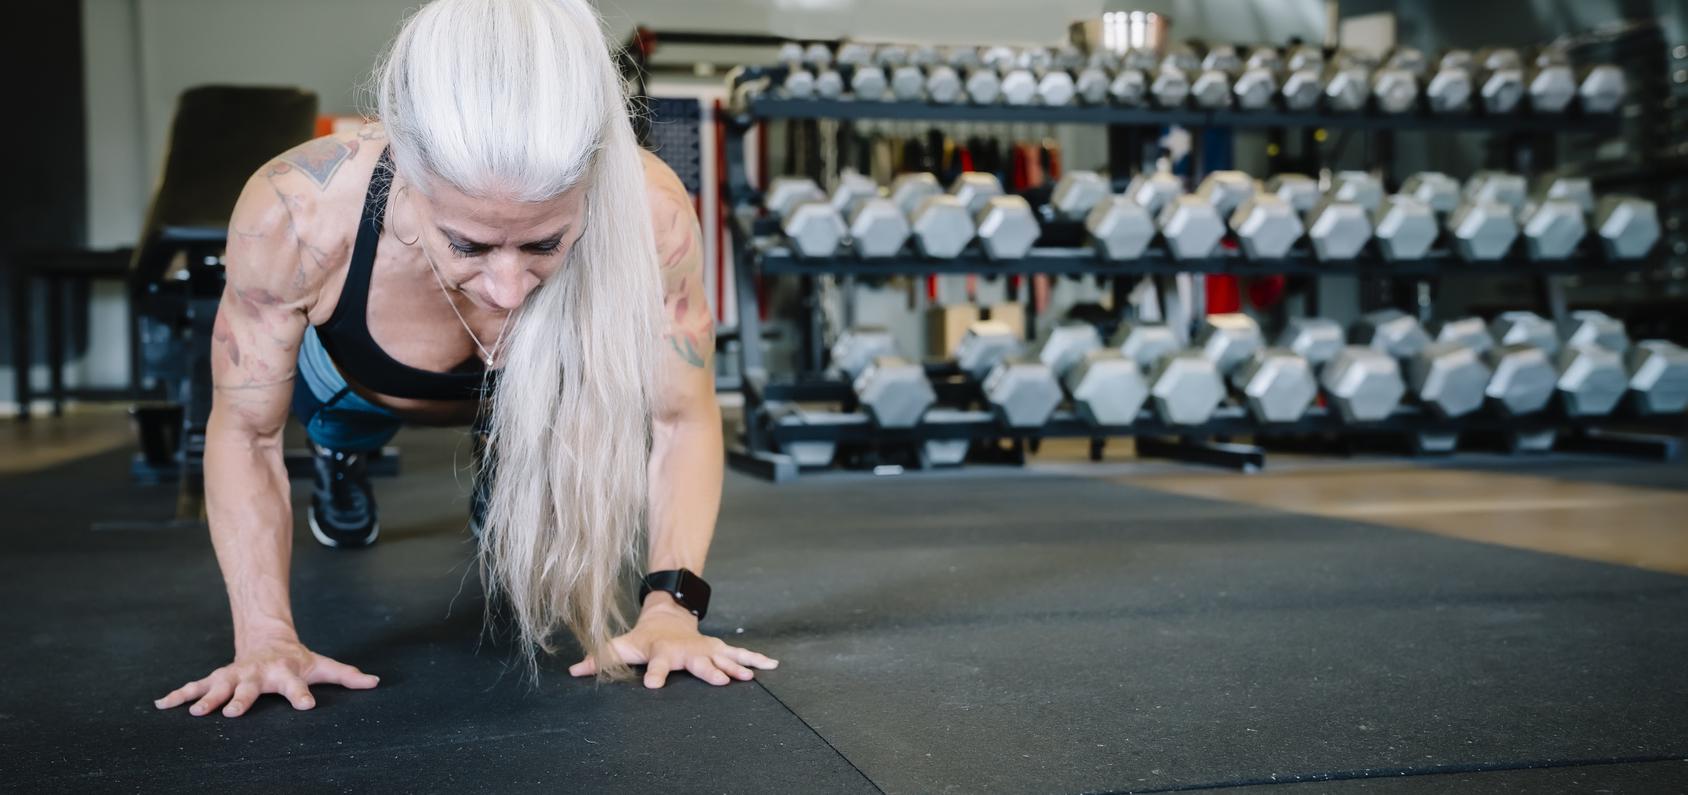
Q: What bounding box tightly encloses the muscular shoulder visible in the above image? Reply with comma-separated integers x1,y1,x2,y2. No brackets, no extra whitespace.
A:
225,123,389,306
639,151,700,288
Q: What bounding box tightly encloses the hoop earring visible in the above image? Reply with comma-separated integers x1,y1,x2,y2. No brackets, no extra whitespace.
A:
392,184,421,247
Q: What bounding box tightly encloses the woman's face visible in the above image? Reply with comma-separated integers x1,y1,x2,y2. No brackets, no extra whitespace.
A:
404,178,587,312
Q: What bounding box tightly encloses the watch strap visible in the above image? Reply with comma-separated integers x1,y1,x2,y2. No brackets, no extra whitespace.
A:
639,568,711,620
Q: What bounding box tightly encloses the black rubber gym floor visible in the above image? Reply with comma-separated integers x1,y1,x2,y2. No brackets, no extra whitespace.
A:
5,428,1688,793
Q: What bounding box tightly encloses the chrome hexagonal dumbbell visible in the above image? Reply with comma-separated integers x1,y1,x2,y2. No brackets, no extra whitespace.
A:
999,61,1039,106
1036,68,1077,107
1126,171,1186,217
908,195,976,259
889,172,942,216
1485,343,1557,416
1401,172,1461,217
1518,198,1587,261
1324,64,1371,112
1232,62,1278,109
829,171,879,216
954,319,1021,377
1196,313,1265,375
1592,195,1661,260
768,176,845,257
1268,173,1321,215
982,357,1064,429
1534,176,1595,215
1373,195,1439,261
1149,64,1191,107
854,355,937,428
964,65,1002,104
1051,171,1110,221
1371,66,1420,113
925,64,964,104
1351,309,1431,360
1384,46,1428,76
1475,48,1525,113
1446,201,1519,262
1065,351,1150,427
1277,317,1345,368
1157,195,1226,261
1033,322,1103,378
1321,346,1407,422
1148,351,1227,426
848,198,911,258
1329,171,1384,213
1112,323,1182,369
1577,64,1627,114
1195,170,1255,218
1491,310,1560,355
1230,194,1304,261
1408,341,1493,420
1555,345,1628,417
889,63,926,102
975,196,1041,261
1463,171,1527,213
829,326,897,381
783,202,847,257
1075,61,1112,105
850,62,889,100
1527,57,1577,113
1281,65,1323,111
1429,316,1494,355
766,175,827,218
1085,196,1156,261
949,171,1002,215
1109,67,1148,106
1190,65,1233,109
1628,341,1688,414
1425,59,1473,113
1559,309,1629,352
1305,198,1374,262
1231,347,1319,423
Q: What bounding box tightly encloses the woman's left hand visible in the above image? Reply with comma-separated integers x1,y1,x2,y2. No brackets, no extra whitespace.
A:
568,601,779,688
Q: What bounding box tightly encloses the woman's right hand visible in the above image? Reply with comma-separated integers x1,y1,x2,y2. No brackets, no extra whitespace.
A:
154,637,380,718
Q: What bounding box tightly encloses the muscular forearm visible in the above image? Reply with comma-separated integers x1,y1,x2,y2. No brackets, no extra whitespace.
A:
203,408,299,651
643,405,724,611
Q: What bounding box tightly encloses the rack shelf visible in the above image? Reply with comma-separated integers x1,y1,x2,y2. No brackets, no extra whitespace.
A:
750,242,1653,278
740,96,1623,135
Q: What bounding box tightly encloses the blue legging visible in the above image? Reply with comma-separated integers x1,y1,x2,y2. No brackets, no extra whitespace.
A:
290,326,404,452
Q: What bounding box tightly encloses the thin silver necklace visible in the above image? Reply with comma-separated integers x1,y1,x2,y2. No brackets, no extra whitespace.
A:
421,246,512,368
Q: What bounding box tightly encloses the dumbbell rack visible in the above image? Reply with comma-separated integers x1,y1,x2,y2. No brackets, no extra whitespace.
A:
717,66,1674,482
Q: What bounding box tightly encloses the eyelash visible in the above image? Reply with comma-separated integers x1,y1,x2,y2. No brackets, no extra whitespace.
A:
448,242,559,256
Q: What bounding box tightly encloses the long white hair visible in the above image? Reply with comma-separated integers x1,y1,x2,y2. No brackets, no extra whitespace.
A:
374,0,660,683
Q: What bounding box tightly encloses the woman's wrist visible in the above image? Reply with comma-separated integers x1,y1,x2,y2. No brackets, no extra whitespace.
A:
639,590,699,622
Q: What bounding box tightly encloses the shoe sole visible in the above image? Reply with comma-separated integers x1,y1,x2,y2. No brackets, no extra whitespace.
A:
309,511,380,549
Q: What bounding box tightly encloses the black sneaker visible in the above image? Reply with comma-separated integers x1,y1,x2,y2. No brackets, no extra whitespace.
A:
468,426,492,541
308,443,380,548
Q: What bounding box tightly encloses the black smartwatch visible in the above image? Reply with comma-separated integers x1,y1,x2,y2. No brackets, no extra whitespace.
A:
639,568,711,621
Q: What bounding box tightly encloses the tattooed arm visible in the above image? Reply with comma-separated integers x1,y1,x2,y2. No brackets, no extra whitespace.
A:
155,135,378,719
639,152,723,620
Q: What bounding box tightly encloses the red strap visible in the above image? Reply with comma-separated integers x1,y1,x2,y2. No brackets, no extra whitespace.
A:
1206,275,1241,314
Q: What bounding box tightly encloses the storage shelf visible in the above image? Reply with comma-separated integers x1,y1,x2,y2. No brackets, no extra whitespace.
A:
762,404,1679,445
737,95,1622,135
752,242,1654,278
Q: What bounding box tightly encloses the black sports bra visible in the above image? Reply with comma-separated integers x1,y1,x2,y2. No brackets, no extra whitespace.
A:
315,148,493,401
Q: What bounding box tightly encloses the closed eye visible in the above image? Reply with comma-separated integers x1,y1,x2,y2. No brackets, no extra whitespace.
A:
522,240,561,254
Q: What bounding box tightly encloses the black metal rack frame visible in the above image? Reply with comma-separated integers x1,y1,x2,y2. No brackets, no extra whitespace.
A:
717,66,1660,481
